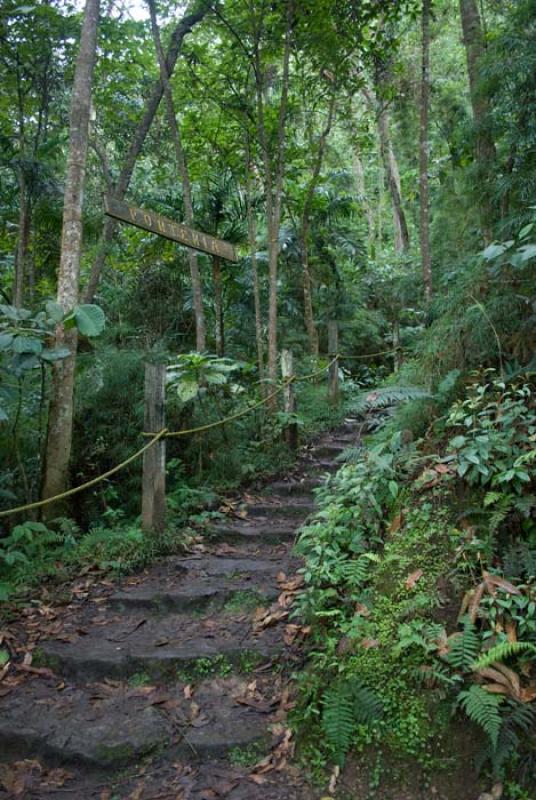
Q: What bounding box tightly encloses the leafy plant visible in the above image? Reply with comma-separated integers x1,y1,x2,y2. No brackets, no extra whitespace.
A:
321,677,383,765
458,684,504,749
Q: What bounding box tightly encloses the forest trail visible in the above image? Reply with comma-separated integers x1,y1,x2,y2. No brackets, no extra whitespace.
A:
0,420,361,799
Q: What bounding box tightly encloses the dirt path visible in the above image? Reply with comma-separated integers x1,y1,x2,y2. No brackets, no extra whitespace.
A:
0,420,360,800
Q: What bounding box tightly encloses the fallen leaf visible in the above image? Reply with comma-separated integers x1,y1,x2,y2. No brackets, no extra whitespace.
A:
389,513,404,534
405,569,424,590
360,638,380,649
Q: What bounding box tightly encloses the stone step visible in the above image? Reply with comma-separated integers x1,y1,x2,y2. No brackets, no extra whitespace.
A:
266,477,322,496
38,610,284,682
209,520,298,544
313,459,342,473
243,499,315,519
0,676,272,768
110,556,287,613
311,442,350,458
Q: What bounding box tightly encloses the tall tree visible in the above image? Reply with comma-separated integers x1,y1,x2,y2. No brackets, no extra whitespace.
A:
83,3,209,303
459,0,496,240
420,0,432,304
364,86,410,254
41,0,100,505
245,146,265,386
148,0,206,351
299,92,336,357
252,0,294,403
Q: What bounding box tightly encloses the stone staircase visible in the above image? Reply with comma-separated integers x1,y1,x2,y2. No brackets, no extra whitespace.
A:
0,421,361,800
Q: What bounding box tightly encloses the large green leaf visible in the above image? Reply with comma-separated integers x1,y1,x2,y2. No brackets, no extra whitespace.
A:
40,346,71,362
45,300,64,323
0,333,14,351
176,379,199,403
12,335,43,354
73,304,105,337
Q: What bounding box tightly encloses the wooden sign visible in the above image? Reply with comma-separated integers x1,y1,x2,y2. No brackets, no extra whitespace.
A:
104,196,238,262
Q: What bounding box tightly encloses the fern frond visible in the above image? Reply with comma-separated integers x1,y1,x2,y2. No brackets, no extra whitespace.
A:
472,641,536,671
321,678,383,765
350,386,432,415
352,682,383,726
475,699,534,776
458,684,504,749
322,682,355,764
446,619,480,670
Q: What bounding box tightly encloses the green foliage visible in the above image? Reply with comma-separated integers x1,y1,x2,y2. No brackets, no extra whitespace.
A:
445,619,481,671
472,641,536,671
458,685,504,750
166,352,243,404
321,678,383,765
446,376,535,493
350,385,432,416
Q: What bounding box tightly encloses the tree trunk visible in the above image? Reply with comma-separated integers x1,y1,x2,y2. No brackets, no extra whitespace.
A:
300,237,319,357
212,255,224,356
42,0,100,508
148,0,206,350
245,160,264,386
13,171,31,308
83,5,208,302
353,146,374,255
364,87,410,254
300,94,335,357
420,0,432,304
459,0,496,240
393,319,403,372
254,0,294,408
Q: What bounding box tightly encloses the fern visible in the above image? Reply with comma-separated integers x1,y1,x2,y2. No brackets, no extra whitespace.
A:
476,699,534,776
446,619,480,670
472,640,536,670
352,683,384,726
458,685,504,749
322,678,383,764
350,386,432,415
322,682,356,764
340,553,379,588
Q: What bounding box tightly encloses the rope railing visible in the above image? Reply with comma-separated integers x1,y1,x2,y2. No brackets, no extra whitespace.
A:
0,428,169,519
0,351,387,519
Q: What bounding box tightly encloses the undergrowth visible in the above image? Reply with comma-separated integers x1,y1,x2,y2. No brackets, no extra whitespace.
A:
293,370,536,794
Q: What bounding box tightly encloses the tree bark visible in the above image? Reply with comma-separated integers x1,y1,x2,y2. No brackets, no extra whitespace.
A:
459,0,496,240
148,0,206,350
254,0,294,408
300,94,336,358
83,3,208,302
245,151,265,386
364,86,410,254
42,0,100,508
13,171,31,308
353,146,374,255
420,0,432,304
212,255,224,356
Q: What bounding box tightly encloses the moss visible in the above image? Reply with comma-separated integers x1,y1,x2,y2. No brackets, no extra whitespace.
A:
93,742,138,767
228,741,266,767
223,590,266,613
31,647,61,672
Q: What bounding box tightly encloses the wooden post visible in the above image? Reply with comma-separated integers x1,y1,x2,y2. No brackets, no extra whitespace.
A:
328,321,339,406
142,362,166,533
281,349,298,450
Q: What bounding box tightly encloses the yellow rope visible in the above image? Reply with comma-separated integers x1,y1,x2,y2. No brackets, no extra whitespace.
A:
0,429,169,519
294,355,339,383
157,383,285,438
330,348,401,360
0,353,343,519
